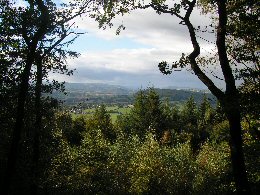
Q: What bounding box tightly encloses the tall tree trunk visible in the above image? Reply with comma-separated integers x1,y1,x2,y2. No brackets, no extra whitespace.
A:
224,99,251,194
30,55,43,195
2,1,49,192
2,54,34,194
216,1,251,193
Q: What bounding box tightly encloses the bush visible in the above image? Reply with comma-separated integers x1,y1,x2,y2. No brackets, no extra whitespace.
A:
41,112,259,194
127,134,196,194
193,141,233,194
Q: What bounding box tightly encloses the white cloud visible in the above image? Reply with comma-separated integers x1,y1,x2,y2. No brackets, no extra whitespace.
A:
57,46,223,89
74,5,215,49
69,48,182,74
58,2,224,89
73,9,191,59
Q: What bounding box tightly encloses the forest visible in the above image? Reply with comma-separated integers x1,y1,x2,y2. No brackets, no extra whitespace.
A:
0,0,259,194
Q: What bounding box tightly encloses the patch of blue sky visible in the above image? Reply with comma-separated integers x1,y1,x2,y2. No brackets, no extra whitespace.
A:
67,34,152,53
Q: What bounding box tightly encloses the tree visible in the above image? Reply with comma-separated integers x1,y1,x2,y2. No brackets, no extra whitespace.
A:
145,88,165,138
71,116,87,145
119,88,165,140
86,105,116,142
0,0,98,193
181,96,198,128
1,1,53,193
161,99,181,134
197,95,213,135
130,89,149,138
157,1,251,192
198,0,260,119
200,0,260,118
100,0,252,193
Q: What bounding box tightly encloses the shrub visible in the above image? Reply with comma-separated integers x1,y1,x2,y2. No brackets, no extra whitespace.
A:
193,141,233,194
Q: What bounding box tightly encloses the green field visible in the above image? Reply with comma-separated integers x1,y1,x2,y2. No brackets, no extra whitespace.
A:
72,106,132,123
106,106,131,122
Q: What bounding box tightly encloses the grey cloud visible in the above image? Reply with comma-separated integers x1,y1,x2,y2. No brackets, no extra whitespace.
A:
61,4,222,89
64,64,208,89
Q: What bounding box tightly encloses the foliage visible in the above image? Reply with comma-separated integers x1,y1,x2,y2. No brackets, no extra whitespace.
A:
241,120,260,194
194,141,233,194
128,135,195,194
0,1,104,193
42,117,259,194
210,120,230,143
85,104,116,142
198,0,260,119
97,1,257,193
38,90,259,194
106,134,142,194
116,88,167,140
1,86,259,194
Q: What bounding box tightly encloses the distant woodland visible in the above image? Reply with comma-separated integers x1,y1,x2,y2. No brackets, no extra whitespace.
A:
51,83,216,106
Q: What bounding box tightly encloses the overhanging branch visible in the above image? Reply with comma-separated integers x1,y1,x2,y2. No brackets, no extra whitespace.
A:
151,0,224,99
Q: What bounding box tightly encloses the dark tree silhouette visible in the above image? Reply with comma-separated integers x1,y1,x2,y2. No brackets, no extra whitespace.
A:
0,0,97,193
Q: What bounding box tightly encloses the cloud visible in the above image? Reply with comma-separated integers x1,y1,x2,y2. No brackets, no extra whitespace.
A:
54,57,208,89
53,47,222,89
75,8,192,50
69,48,182,74
75,5,215,50
56,2,224,89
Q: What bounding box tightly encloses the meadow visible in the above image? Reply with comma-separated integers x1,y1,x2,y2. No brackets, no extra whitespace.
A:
72,105,132,123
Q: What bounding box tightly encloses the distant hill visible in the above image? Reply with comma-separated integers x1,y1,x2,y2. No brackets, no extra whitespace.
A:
152,88,216,105
50,83,216,106
64,83,135,95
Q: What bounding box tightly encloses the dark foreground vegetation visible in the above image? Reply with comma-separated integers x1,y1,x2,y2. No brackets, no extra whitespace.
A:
1,88,260,194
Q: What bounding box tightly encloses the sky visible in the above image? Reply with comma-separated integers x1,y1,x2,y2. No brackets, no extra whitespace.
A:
52,1,224,89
